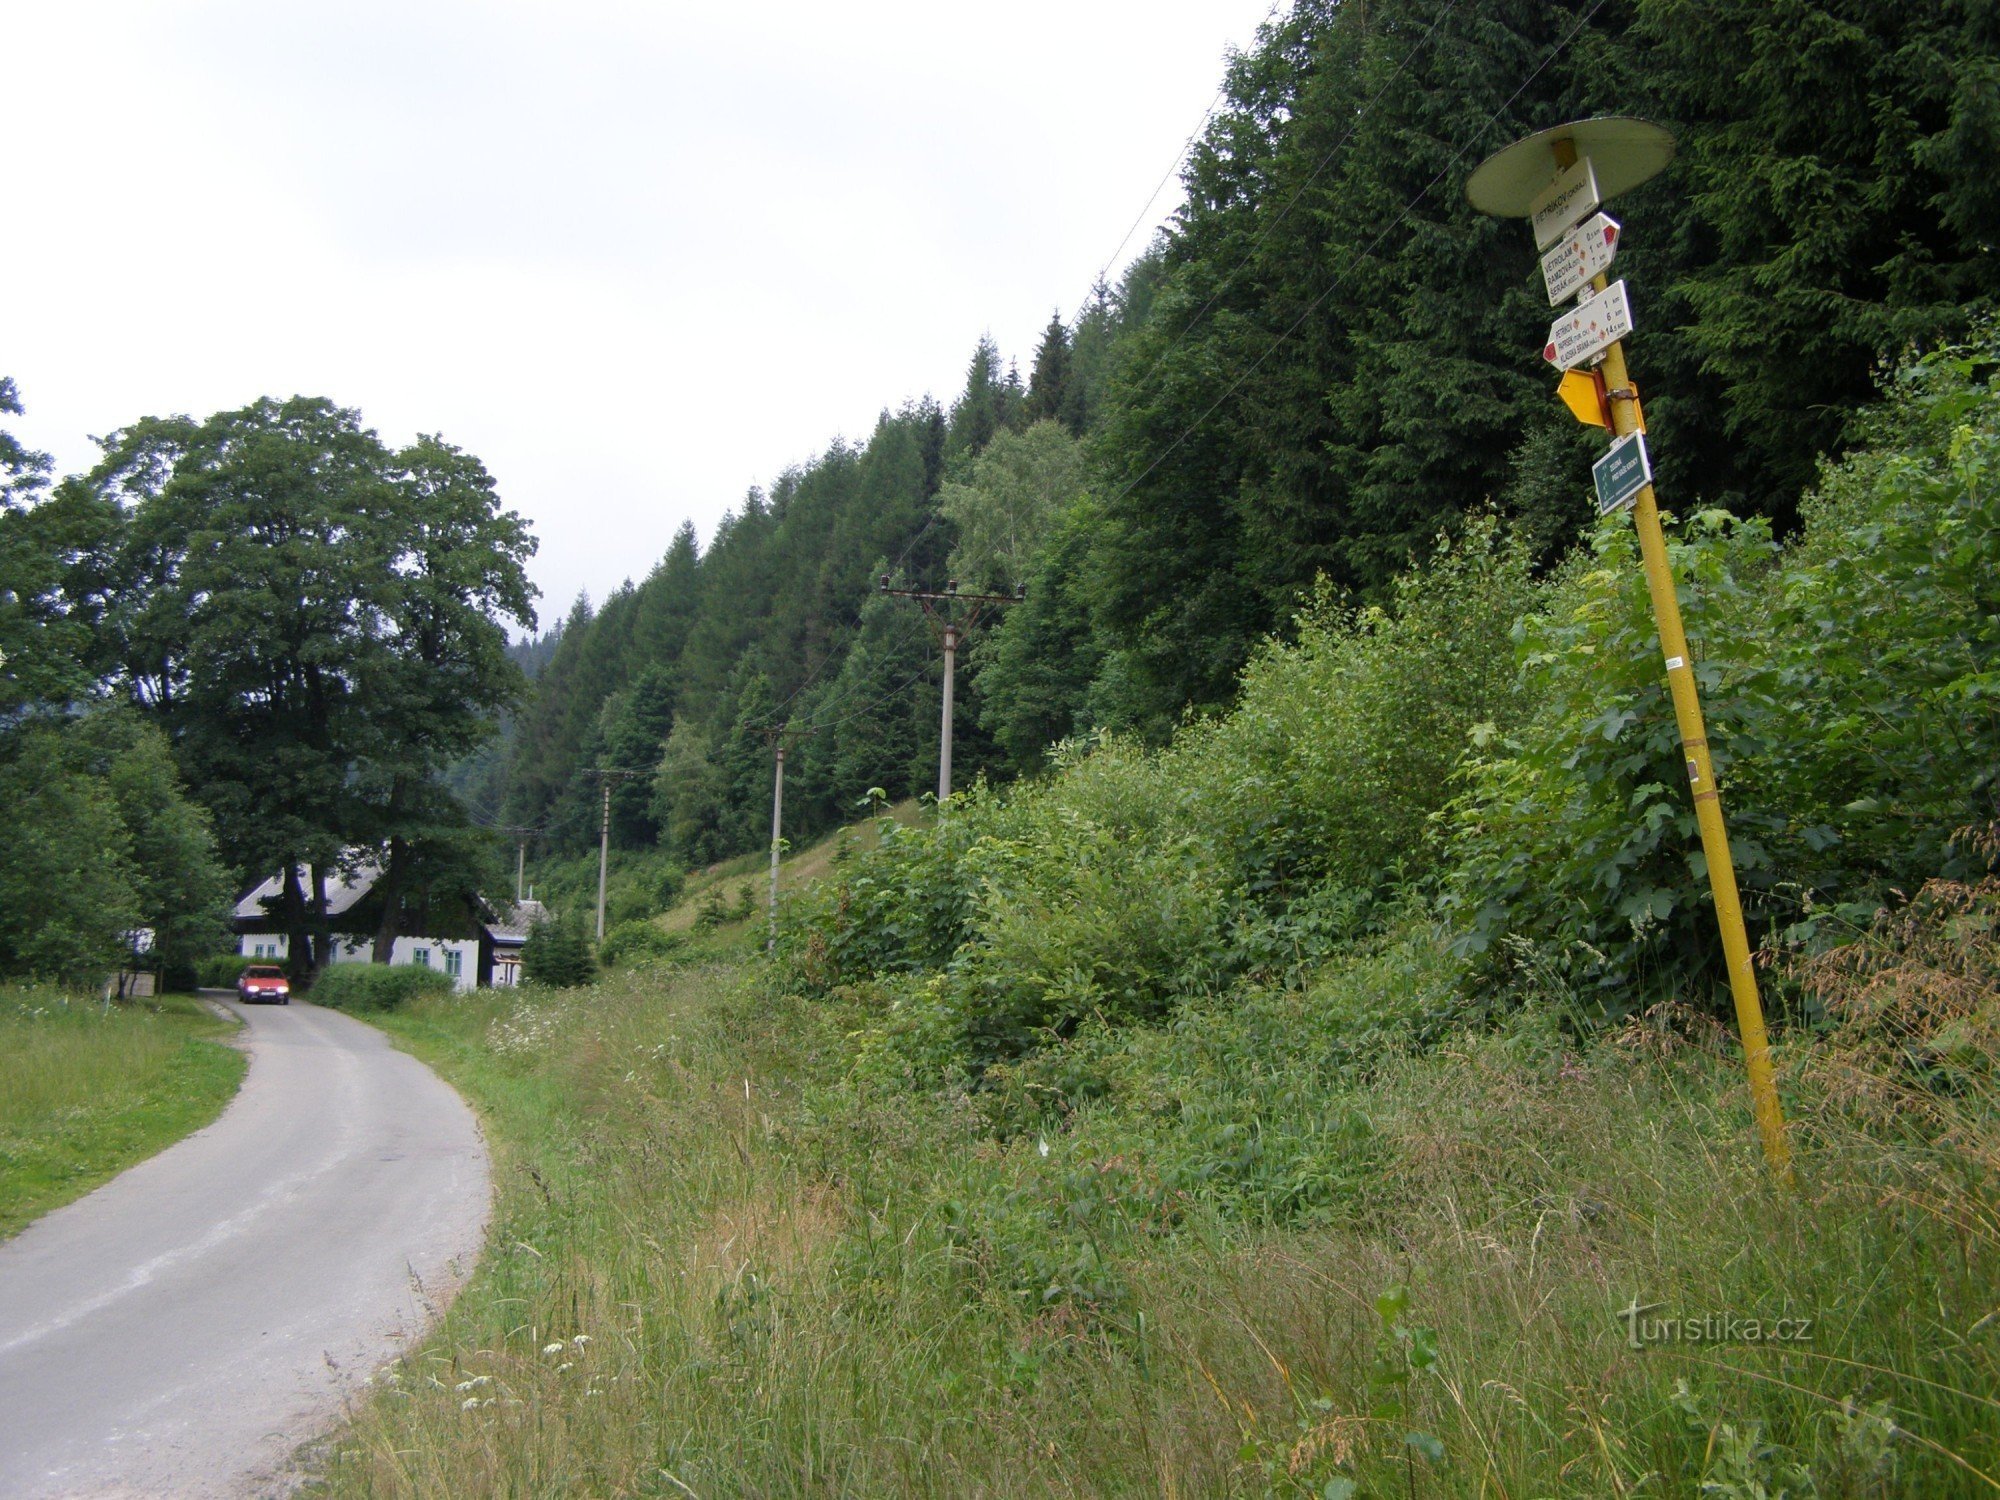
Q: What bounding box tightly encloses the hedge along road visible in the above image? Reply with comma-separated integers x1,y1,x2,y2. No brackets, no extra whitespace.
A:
0,994,490,1498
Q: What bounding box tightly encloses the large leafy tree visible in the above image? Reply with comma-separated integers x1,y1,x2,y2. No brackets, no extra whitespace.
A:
938,420,1087,593
0,377,106,716
76,397,534,971
358,433,538,960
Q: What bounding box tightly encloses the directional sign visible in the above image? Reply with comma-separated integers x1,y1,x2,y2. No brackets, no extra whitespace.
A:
1529,155,1599,251
1593,431,1652,515
1541,213,1621,306
1543,279,1633,370
1557,368,1611,429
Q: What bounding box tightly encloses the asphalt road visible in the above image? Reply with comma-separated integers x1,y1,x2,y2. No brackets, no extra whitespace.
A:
0,994,491,1498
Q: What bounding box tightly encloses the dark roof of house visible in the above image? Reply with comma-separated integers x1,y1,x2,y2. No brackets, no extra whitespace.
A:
233,852,534,944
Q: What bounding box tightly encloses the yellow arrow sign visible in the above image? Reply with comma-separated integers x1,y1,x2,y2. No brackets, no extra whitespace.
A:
1557,369,1610,428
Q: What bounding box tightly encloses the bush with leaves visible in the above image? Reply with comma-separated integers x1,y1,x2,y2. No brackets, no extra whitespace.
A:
1171,514,1543,908
1439,509,1782,1007
598,919,684,969
1733,334,2000,914
1443,328,2000,1006
522,914,596,988
308,963,457,1012
801,524,1545,1074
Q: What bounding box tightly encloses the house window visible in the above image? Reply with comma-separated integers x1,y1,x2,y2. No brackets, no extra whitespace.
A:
444,948,462,978
413,948,431,967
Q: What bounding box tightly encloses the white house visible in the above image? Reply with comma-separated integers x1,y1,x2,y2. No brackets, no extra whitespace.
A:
233,857,543,992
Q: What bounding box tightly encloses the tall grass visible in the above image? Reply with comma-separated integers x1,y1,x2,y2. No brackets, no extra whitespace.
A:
0,984,245,1238
322,911,1998,1497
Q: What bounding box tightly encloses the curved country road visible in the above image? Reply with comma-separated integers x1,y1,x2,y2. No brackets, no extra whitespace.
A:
0,996,490,1498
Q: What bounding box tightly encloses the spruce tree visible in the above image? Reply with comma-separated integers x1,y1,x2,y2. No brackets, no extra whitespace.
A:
1024,313,1074,427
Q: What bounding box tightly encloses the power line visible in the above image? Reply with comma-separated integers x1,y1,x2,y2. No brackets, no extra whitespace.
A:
1088,0,1290,298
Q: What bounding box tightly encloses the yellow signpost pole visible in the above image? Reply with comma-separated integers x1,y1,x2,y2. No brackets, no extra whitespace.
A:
1472,121,1790,1178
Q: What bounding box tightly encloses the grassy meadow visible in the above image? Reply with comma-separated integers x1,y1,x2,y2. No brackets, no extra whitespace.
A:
318,903,1998,1498
318,337,2000,1495
0,984,246,1239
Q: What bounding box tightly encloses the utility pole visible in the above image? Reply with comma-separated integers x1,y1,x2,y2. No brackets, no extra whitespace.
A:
516,838,526,904
596,780,610,941
768,739,786,955
879,577,1024,805
584,769,650,943
1468,117,1790,1178
761,724,813,955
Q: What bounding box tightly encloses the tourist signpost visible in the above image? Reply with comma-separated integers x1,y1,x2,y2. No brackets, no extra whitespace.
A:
1468,117,1791,1177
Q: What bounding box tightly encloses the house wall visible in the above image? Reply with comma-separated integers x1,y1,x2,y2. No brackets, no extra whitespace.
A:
238,932,481,992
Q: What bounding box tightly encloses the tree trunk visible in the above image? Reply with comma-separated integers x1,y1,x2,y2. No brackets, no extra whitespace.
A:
371,836,408,964
311,866,334,972
281,864,312,974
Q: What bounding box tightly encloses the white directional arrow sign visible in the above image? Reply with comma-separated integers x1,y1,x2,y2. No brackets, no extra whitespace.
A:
1541,212,1621,306
1543,279,1633,370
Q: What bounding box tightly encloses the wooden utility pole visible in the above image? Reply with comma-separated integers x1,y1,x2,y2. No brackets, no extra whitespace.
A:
769,739,786,954
584,768,650,943
879,578,1024,805
597,780,610,941
762,724,813,954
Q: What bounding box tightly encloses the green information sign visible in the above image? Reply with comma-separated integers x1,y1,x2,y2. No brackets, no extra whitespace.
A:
1593,430,1651,515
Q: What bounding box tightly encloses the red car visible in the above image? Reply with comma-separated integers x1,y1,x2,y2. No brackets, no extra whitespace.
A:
237,965,291,1004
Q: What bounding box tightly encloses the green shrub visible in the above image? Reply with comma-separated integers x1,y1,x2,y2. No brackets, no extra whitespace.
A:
1172,514,1542,903
522,915,596,988
598,920,685,969
800,525,1541,1076
308,963,458,1012
195,954,258,988
1443,328,2000,1007
694,886,731,930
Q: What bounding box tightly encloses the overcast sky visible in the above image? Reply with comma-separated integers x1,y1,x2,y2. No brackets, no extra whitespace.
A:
5,0,1278,625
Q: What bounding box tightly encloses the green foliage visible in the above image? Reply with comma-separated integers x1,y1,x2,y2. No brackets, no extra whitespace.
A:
937,420,1085,592
0,710,229,986
66,395,535,967
598,920,685,969
1176,516,1542,905
1445,330,2000,1003
1440,510,1780,1003
1736,335,2000,904
0,730,138,983
804,523,1541,1075
307,963,458,1013
971,496,1109,773
525,846,684,934
1638,0,2000,505
195,954,259,988
1,377,104,718
522,915,596,989
694,885,733,931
